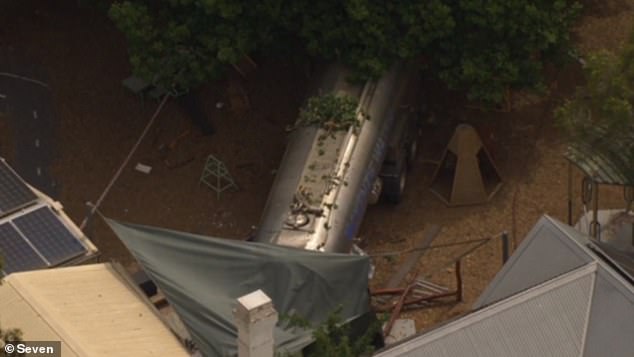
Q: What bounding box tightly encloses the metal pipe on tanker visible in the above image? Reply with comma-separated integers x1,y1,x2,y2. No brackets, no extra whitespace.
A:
306,82,373,251
567,161,573,226
323,65,406,253
306,127,358,250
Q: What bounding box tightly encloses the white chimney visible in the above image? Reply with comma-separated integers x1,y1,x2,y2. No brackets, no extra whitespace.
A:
233,289,278,357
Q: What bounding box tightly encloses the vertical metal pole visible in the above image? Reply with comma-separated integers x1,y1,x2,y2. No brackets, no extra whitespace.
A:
502,231,510,264
625,186,633,214
567,162,573,225
591,180,600,240
455,260,463,302
84,202,94,240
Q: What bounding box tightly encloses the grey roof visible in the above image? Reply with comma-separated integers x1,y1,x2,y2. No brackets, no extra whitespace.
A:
592,240,634,280
475,215,631,307
375,263,598,357
375,215,634,357
563,120,634,185
565,143,632,185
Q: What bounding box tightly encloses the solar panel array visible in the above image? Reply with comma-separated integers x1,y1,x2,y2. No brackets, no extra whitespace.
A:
14,207,88,265
0,159,38,216
0,206,88,275
0,159,91,275
0,223,48,273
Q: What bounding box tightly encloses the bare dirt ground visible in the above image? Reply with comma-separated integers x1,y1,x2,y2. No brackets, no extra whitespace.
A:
1,0,632,336
0,1,308,266
361,0,634,330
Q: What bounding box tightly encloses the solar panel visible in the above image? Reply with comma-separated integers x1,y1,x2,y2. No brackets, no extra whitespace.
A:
0,223,48,274
0,159,38,216
13,207,87,266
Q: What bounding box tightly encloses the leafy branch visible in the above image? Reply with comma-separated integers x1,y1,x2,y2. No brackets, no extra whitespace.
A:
295,94,363,133
278,306,380,357
0,255,23,357
555,35,634,182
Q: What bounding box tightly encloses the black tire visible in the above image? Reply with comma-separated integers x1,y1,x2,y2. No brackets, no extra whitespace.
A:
382,163,407,204
406,139,418,169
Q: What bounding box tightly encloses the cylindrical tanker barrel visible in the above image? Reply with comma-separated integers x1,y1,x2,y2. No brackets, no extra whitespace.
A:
323,64,414,253
254,64,362,245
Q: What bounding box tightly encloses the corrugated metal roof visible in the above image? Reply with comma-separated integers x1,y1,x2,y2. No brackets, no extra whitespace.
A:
0,263,189,357
475,216,593,308
565,119,634,185
564,140,634,185
0,278,79,357
583,265,634,357
591,241,634,281
375,263,597,357
376,215,634,357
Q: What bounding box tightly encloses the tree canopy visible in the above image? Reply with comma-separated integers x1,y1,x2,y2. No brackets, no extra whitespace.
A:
0,257,23,352
429,0,581,103
279,306,380,357
556,31,634,182
109,1,273,90
110,0,581,104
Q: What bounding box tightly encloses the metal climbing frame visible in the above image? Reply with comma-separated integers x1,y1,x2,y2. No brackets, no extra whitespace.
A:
199,154,238,199
565,147,634,241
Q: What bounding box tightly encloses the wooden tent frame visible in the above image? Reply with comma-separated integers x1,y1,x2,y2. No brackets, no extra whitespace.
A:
430,124,503,206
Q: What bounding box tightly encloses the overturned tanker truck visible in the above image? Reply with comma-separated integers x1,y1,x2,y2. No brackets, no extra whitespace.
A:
254,62,423,253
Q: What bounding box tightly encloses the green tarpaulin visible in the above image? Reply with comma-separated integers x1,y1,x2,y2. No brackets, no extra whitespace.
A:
106,219,371,357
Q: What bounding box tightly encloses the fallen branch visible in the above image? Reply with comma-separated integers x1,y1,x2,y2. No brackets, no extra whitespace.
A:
373,291,457,313
383,281,414,337
369,236,490,258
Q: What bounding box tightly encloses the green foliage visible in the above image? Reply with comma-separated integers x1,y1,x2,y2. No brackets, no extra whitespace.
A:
109,0,276,91
428,0,581,104
279,307,380,357
286,1,453,80
296,94,361,133
78,0,112,13
0,254,23,355
555,34,634,181
110,0,581,104
0,325,22,357
286,0,581,102
0,327,22,344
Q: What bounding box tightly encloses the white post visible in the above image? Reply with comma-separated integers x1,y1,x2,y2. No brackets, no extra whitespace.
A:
233,289,278,357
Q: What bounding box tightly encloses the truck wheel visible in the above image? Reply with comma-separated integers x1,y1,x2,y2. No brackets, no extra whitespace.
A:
407,139,418,169
383,164,407,204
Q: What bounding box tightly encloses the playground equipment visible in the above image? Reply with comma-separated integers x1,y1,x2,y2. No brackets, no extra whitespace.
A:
430,124,503,206
199,154,238,199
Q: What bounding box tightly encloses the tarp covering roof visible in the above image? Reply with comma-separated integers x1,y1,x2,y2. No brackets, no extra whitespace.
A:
106,219,371,357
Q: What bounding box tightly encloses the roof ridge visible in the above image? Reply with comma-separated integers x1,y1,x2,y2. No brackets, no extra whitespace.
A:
578,263,597,357
475,215,592,307
547,215,634,287
376,262,599,355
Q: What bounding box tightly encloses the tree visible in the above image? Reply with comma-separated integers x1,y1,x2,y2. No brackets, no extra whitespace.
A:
279,307,381,357
555,31,634,181
0,257,23,356
108,0,280,91
110,0,581,104
428,0,581,104
282,1,453,80
0,327,22,352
